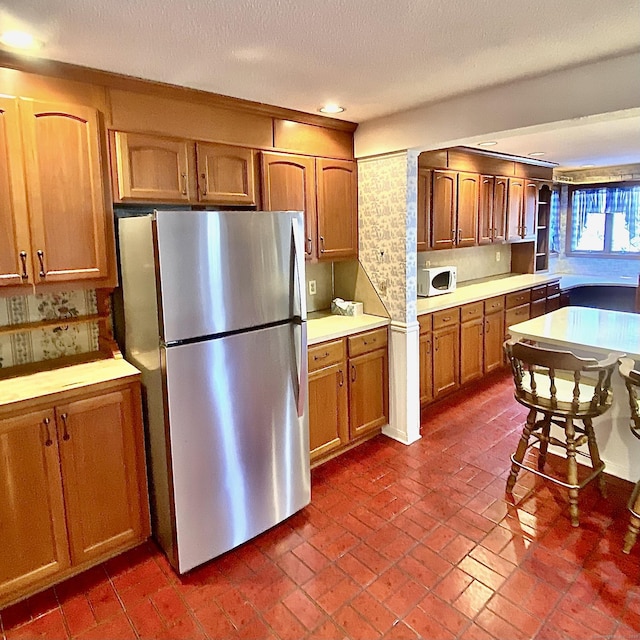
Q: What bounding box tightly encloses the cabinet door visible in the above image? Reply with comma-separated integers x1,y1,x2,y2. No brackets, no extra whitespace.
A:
349,348,388,439
483,310,505,374
261,152,317,259
460,319,484,385
417,168,431,252
0,97,31,287
0,409,70,605
56,386,148,566
113,131,193,202
433,323,460,399
507,178,524,240
419,331,433,405
456,172,479,247
316,158,358,261
492,177,508,243
21,100,110,283
478,175,494,245
308,362,348,463
522,181,538,240
197,143,255,205
431,170,456,249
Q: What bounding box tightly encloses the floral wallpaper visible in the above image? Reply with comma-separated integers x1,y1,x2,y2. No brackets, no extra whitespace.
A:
0,290,99,369
357,151,417,324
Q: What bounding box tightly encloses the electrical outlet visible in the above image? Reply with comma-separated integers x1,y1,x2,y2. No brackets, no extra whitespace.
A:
378,279,387,295
496,251,501,262
308,280,317,295
425,260,431,267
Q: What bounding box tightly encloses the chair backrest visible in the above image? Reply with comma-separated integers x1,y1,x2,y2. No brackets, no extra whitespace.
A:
619,357,640,438
504,339,617,416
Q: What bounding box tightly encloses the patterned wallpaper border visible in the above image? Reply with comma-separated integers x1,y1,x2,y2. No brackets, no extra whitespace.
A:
0,290,99,369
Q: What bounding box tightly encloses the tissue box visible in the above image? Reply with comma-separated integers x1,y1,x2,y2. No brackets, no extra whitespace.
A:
331,299,364,316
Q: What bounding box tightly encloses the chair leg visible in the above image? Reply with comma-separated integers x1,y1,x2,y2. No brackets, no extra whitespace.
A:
624,481,640,554
507,407,537,493
537,416,551,472
583,418,606,498
565,417,580,527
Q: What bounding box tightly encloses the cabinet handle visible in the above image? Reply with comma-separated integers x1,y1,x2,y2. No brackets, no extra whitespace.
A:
314,351,330,361
61,413,70,441
200,173,207,196
37,250,45,277
338,369,344,387
319,236,325,253
19,251,28,279
442,316,451,322
42,417,53,447
363,338,376,346
306,237,313,255
522,225,527,236
181,172,188,196
351,364,356,382
426,339,431,354
434,337,438,352
485,319,490,334
457,229,462,243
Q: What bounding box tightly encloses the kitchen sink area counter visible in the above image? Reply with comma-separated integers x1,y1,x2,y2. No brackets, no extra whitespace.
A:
417,273,560,315
307,311,390,345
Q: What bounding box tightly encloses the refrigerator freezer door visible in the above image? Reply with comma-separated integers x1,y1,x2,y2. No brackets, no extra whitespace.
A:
155,209,305,343
164,322,310,573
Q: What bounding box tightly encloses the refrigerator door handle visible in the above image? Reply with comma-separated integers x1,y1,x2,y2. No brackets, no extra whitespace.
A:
291,216,307,321
293,321,308,418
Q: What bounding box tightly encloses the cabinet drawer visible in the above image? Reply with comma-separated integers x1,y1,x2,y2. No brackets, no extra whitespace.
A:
506,289,531,309
505,303,530,328
418,313,432,334
484,296,505,314
546,294,561,313
546,281,560,297
460,302,483,322
531,285,547,302
348,328,388,358
531,299,546,318
308,339,345,372
432,307,460,330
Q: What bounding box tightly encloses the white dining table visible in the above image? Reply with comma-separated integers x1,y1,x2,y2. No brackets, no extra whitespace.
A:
508,306,640,482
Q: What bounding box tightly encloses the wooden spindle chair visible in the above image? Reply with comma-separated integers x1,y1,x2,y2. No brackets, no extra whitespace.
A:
504,339,617,526
618,358,640,553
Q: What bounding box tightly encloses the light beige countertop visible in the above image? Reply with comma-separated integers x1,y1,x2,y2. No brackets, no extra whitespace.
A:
307,312,389,345
416,273,560,315
557,274,638,290
0,358,141,409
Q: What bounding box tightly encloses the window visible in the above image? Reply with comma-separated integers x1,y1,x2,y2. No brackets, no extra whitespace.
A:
549,189,560,253
568,183,640,256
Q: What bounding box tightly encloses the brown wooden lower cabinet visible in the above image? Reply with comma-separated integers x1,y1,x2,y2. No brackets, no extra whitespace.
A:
460,302,484,385
484,308,505,374
419,330,433,405
308,327,388,465
433,322,460,400
0,379,149,608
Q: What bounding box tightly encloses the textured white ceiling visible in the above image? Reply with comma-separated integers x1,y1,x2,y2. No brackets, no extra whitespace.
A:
1,0,639,166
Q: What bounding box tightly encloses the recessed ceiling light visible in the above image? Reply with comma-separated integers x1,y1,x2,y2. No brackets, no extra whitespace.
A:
0,30,43,51
528,152,546,157
477,141,498,147
318,104,345,114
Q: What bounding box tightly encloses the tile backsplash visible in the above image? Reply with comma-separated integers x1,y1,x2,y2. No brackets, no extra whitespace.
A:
418,244,512,283
0,290,99,369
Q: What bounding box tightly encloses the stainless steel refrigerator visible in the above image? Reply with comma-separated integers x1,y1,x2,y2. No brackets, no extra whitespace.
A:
118,209,310,573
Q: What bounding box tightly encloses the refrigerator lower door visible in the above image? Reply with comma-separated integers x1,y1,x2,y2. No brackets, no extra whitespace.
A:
164,322,310,573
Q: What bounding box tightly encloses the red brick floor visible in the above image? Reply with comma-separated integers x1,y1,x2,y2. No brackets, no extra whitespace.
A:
3,371,640,639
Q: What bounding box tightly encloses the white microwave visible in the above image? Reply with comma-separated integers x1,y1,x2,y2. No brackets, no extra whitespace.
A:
417,266,457,297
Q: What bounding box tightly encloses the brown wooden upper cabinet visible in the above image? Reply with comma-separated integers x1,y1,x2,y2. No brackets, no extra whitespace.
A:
431,170,478,250
416,168,431,252
261,152,357,262
0,96,113,288
112,132,256,206
507,177,537,241
478,175,508,244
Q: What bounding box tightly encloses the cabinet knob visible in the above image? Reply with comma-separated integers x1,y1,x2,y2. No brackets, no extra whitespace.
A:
319,236,325,253
37,250,45,278
338,369,344,387
181,172,188,196
61,413,70,441
19,251,28,279
306,237,313,255
42,417,53,447
350,364,356,382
